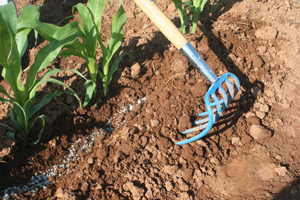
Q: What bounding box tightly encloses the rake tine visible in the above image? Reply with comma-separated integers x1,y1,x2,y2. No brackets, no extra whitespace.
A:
219,87,228,108
211,94,222,114
182,124,208,134
198,99,225,117
225,79,234,99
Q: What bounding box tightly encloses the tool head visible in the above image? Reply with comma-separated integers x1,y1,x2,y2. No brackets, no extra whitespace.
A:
176,72,240,145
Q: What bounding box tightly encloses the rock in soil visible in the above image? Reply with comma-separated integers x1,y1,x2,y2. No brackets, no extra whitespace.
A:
131,63,141,78
0,135,15,159
249,125,272,143
178,115,192,133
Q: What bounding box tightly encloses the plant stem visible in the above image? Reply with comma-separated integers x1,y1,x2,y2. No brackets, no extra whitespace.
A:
177,8,186,34
191,12,199,34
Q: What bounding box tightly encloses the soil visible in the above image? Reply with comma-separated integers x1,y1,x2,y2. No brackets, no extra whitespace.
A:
1,0,300,199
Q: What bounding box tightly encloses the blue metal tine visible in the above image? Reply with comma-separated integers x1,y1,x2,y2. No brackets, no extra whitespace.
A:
225,79,234,98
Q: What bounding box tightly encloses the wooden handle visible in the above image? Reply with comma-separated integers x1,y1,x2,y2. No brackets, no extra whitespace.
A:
133,0,188,50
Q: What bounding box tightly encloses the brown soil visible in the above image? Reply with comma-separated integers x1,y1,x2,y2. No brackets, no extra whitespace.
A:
1,0,300,199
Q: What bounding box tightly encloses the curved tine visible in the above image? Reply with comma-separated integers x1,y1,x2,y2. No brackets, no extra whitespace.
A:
211,94,222,114
195,107,219,125
181,123,208,134
225,79,234,99
176,92,215,145
218,87,228,109
176,114,214,145
198,99,225,117
195,117,209,125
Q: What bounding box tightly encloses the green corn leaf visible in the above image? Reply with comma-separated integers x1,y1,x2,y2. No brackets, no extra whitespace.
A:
0,4,25,104
9,108,22,132
86,57,98,84
87,0,106,33
28,90,73,119
83,80,94,106
74,3,97,56
28,78,81,115
63,39,87,55
16,5,40,57
29,115,45,145
60,48,85,59
6,131,16,140
0,2,17,41
17,19,60,42
24,21,81,93
107,5,126,57
102,5,126,76
11,101,28,132
0,85,13,100
190,0,208,34
110,0,123,6
106,52,131,88
62,69,88,81
200,0,208,12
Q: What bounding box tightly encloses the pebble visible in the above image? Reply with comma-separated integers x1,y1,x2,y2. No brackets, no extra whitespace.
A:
55,188,64,198
275,166,287,176
259,104,270,112
165,181,173,191
246,116,261,125
252,54,264,69
177,178,189,192
245,112,256,118
255,111,266,119
131,63,141,78
249,125,272,143
150,119,160,127
231,137,241,145
226,53,237,62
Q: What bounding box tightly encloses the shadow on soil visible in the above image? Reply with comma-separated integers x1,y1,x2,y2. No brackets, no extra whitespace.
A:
273,179,300,200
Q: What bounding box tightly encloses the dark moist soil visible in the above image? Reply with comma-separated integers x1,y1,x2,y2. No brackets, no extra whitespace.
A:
1,0,300,199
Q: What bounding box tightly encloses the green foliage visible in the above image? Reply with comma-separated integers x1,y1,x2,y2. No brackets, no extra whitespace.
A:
190,0,208,34
172,0,191,34
0,3,81,144
171,0,208,34
60,0,130,105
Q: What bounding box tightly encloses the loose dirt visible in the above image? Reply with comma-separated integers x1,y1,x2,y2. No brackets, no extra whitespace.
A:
0,0,300,199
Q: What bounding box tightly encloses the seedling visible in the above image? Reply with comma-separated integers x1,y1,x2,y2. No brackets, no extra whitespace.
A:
190,0,208,34
0,3,81,144
171,0,208,34
60,0,130,105
172,0,191,34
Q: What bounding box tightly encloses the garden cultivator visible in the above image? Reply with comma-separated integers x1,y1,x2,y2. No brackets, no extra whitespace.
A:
134,0,240,145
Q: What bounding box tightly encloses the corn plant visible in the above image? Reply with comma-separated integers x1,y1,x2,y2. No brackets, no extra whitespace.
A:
172,0,191,34
171,0,208,34
190,0,208,34
60,0,130,105
0,3,81,144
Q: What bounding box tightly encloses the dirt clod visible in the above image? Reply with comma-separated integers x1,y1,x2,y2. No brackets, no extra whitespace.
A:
275,167,287,176
131,63,141,78
249,125,272,143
